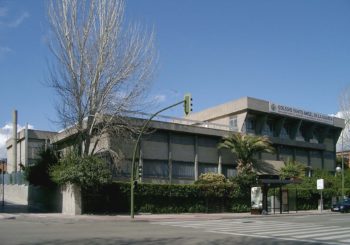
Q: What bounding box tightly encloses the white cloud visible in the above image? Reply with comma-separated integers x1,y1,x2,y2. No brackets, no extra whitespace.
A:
154,94,166,103
0,46,12,60
0,123,34,159
0,46,11,53
0,7,8,17
8,11,29,28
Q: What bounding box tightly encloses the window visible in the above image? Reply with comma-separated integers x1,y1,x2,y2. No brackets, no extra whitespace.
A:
262,120,274,137
172,161,194,179
246,118,255,132
229,116,238,131
199,163,218,175
222,165,237,178
143,160,169,178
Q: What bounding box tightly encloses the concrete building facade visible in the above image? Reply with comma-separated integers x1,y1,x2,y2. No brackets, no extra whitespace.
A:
185,97,344,173
6,129,57,173
6,97,345,184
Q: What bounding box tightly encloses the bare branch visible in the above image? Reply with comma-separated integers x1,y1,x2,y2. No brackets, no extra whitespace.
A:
47,0,157,156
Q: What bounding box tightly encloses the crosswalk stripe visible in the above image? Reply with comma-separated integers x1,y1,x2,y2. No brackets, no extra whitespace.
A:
316,233,350,241
209,230,337,245
152,219,348,245
169,222,304,233
258,226,348,237
294,229,350,239
254,226,336,236
213,224,304,233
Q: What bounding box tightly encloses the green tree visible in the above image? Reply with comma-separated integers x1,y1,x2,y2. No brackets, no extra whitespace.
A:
24,148,58,187
279,159,306,180
218,133,275,175
50,151,112,188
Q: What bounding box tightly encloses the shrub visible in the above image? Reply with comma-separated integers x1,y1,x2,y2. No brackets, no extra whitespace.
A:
195,172,226,184
24,148,58,187
50,151,112,188
279,159,305,180
82,182,249,214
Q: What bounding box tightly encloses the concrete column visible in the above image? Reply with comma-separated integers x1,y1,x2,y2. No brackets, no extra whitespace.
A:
274,118,285,137
218,154,222,174
290,120,302,140
321,151,325,169
194,135,198,181
12,110,18,173
62,184,82,215
194,154,198,181
168,132,172,184
25,123,28,167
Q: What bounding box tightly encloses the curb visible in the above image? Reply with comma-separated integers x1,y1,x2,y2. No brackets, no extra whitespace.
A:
0,210,338,222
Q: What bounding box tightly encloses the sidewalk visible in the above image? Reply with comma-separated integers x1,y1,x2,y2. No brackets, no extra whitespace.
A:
0,209,335,222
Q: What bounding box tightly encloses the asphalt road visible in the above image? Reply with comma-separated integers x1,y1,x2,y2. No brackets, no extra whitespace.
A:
0,213,349,245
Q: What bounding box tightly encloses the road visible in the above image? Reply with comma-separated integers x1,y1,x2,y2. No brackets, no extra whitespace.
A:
152,214,350,245
0,213,349,244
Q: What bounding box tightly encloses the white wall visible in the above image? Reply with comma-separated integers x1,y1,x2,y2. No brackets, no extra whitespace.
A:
62,184,82,215
3,184,28,205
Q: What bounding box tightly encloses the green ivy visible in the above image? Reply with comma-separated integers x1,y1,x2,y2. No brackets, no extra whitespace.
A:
50,151,112,188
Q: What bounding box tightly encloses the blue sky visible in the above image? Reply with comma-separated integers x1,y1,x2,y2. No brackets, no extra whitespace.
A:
0,0,350,157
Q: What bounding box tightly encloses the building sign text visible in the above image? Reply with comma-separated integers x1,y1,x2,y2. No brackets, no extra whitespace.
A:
269,102,334,125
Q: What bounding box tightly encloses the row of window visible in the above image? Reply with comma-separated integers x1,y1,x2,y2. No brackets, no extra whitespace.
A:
116,159,236,179
114,148,334,178
239,117,323,143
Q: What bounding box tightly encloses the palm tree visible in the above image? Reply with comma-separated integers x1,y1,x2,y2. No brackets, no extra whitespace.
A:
218,133,275,175
279,158,305,180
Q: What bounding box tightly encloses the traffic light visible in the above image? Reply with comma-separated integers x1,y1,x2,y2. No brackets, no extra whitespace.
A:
184,93,193,115
133,180,138,189
138,164,143,178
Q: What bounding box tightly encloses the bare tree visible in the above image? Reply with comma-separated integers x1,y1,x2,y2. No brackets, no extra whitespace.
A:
338,87,350,151
48,0,156,156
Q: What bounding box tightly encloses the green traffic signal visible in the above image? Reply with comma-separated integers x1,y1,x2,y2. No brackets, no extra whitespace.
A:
184,93,193,115
138,164,142,178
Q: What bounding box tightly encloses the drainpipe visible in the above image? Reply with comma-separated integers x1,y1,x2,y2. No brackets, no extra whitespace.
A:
12,110,18,173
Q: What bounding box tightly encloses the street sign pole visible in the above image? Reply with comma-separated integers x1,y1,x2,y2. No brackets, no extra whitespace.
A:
130,99,187,218
317,179,324,212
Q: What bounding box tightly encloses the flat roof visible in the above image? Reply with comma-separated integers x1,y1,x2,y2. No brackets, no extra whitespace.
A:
185,96,345,128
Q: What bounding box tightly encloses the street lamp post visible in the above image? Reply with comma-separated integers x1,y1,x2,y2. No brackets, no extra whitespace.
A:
130,99,188,218
341,131,345,199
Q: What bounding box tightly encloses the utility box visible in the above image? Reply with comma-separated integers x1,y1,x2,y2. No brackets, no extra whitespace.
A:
251,187,263,214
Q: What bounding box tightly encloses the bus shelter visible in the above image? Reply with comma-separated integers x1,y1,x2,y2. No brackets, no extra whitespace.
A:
251,178,302,214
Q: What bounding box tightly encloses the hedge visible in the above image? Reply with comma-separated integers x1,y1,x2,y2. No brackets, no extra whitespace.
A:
82,183,349,214
82,182,251,214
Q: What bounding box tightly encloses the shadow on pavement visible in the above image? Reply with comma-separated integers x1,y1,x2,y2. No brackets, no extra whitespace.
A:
0,202,29,213
22,236,315,245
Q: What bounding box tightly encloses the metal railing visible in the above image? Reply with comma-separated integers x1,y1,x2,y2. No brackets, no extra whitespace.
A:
0,172,28,185
125,111,233,132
